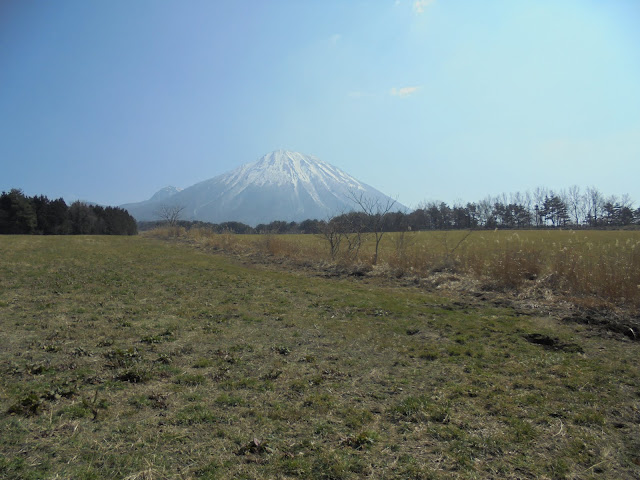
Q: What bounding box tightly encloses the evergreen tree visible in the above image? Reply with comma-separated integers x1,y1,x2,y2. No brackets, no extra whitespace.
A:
31,195,69,234
69,202,98,234
0,189,37,234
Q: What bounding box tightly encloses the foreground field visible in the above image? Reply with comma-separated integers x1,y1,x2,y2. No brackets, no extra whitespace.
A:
1,236,639,479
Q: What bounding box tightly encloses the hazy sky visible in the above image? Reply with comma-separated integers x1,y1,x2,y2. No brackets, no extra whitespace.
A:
1,0,639,209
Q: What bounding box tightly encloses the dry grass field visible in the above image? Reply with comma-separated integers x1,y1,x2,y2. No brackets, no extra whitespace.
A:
166,228,640,310
1,234,639,479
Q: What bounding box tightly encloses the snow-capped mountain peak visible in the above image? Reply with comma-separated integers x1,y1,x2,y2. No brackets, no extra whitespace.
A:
217,150,369,209
122,150,400,226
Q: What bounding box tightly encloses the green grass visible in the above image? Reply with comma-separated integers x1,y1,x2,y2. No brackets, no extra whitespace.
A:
0,235,639,479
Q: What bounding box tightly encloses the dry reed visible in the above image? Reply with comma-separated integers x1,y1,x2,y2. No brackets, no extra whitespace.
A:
147,227,640,307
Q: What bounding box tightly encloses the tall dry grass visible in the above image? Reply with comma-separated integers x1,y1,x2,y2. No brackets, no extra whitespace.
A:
146,227,640,307
549,235,640,304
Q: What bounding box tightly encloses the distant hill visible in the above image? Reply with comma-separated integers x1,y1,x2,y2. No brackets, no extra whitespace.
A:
148,186,182,202
121,150,403,226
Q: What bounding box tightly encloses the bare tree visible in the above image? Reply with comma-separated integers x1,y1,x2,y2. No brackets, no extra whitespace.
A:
476,197,494,227
567,185,583,225
585,186,604,226
532,187,548,227
339,213,365,261
318,214,346,260
155,204,186,227
619,193,634,210
317,210,366,261
348,191,397,265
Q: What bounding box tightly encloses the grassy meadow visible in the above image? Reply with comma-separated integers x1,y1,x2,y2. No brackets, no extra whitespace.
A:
1,234,639,479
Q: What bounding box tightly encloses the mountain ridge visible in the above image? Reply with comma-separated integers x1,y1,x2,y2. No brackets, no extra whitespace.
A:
121,150,402,226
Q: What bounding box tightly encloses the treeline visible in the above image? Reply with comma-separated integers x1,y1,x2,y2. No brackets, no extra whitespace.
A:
139,220,256,234
141,185,639,235
0,189,137,235
139,218,344,235
279,186,638,232
408,186,638,230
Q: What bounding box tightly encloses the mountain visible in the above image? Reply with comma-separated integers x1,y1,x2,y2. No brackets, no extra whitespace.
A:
148,186,182,202
121,150,402,226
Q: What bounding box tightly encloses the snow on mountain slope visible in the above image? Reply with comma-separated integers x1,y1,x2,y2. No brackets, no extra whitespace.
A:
122,150,402,226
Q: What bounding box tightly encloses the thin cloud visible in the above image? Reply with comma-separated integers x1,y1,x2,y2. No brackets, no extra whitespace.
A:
390,86,420,97
329,33,342,45
413,0,435,14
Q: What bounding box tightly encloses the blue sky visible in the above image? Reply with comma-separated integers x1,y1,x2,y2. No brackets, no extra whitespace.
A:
1,0,639,209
